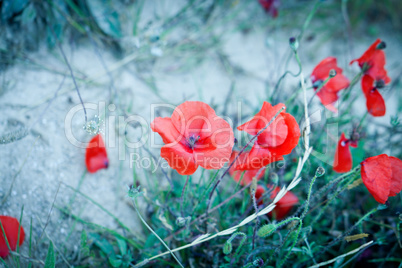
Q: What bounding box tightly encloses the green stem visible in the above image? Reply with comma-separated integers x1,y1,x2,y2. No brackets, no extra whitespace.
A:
132,199,184,268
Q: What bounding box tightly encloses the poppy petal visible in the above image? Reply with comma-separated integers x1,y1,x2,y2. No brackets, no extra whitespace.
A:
237,102,285,136
254,185,265,206
361,154,392,204
85,134,109,173
388,156,402,197
325,74,350,92
311,57,342,82
366,89,386,117
267,112,300,156
170,101,218,141
160,143,197,175
0,216,25,258
234,142,283,170
350,39,381,67
333,133,353,173
361,75,374,95
150,117,183,144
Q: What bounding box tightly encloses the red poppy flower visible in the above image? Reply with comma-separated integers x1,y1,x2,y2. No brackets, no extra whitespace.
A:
229,151,266,186
311,57,350,113
360,154,402,204
234,102,300,170
85,134,109,173
350,39,391,84
333,132,358,173
361,75,386,117
0,216,25,258
254,185,299,220
258,0,279,18
151,101,234,175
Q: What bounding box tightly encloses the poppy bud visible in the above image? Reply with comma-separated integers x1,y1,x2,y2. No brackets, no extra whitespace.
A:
257,223,277,238
253,258,264,267
289,37,299,52
315,167,325,177
312,80,323,89
329,69,337,78
376,41,386,50
223,241,232,254
270,172,279,185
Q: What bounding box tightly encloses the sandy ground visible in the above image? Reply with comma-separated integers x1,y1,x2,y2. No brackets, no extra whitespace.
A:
0,1,401,263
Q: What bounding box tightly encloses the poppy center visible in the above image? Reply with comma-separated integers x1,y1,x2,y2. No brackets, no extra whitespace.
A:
186,135,200,150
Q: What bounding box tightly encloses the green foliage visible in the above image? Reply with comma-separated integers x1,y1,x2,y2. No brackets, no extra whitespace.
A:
44,241,55,268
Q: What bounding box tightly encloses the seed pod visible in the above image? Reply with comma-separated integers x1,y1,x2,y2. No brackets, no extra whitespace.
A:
315,167,325,177
257,224,276,238
223,241,232,255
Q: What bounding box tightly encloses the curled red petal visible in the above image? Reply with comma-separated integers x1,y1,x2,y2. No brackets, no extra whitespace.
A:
361,75,374,95
325,74,350,93
388,156,402,197
267,112,300,157
316,90,339,112
237,102,285,136
160,143,198,175
366,88,386,117
350,39,381,67
85,134,109,173
311,57,343,82
333,133,353,173
150,117,182,144
0,216,25,259
361,154,392,204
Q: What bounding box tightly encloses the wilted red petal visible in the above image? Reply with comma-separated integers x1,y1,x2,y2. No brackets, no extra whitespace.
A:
388,156,402,197
361,75,374,95
254,185,265,206
333,133,353,173
0,216,25,258
366,89,386,117
361,154,392,204
311,57,349,112
325,74,350,93
85,134,109,173
350,39,381,67
351,39,391,83
311,57,342,82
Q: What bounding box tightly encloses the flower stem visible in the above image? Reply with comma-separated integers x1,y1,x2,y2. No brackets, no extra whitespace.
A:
180,175,190,217
132,198,184,268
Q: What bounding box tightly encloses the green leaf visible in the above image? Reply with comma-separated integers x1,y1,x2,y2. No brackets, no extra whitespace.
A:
44,241,56,268
86,0,122,38
116,237,127,256
108,257,122,267
80,230,88,247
